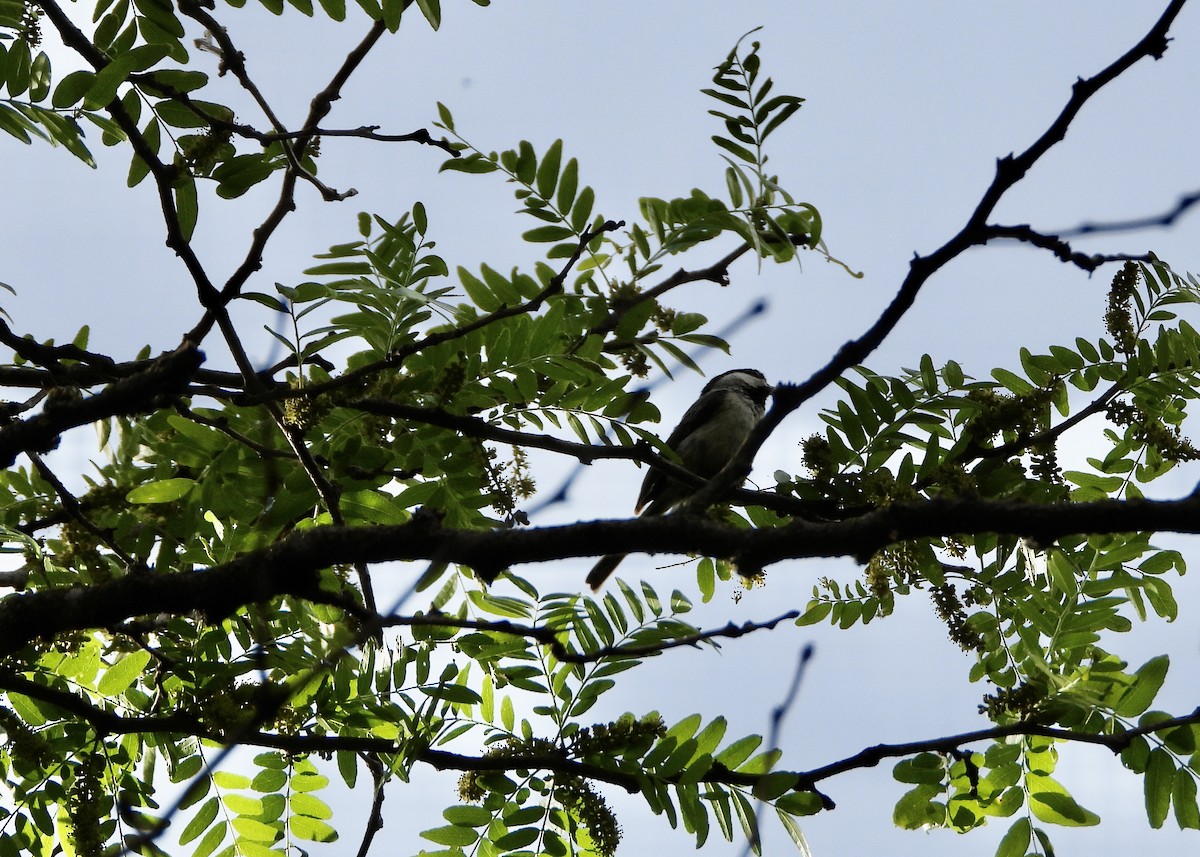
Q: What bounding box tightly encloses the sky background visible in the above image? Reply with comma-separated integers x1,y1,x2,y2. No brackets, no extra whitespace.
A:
4,1,1200,855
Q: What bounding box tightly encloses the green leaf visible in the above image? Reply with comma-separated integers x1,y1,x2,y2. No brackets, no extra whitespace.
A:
84,44,171,109
1116,655,1169,717
775,809,813,857
290,793,332,819
893,784,944,830
213,153,277,199
29,51,51,102
52,70,98,109
1028,774,1099,826
415,0,441,28
4,38,30,97
536,138,562,200
442,805,492,827
494,827,539,850
97,649,151,696
175,172,198,239
289,815,338,842
230,816,278,843
458,266,501,312
714,735,762,770
126,477,195,504
523,225,576,243
1173,768,1200,829
794,600,832,626
994,817,1031,857
731,791,761,855
191,820,228,857
1144,747,1174,828
179,797,219,845
291,772,330,793
441,152,497,173
213,771,251,790
250,769,287,793
571,185,595,232
992,367,1033,395
711,135,756,163
557,157,579,214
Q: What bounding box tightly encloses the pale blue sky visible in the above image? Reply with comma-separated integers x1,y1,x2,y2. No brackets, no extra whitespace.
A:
4,2,1200,855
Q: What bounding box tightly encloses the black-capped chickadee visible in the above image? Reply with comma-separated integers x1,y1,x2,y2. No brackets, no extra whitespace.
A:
586,368,773,590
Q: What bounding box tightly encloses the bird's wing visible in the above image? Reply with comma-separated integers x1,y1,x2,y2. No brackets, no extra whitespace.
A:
634,389,723,513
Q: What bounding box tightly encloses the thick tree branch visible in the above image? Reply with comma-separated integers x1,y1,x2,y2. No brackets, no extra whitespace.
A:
0,344,203,468
11,659,1194,814
7,491,1200,653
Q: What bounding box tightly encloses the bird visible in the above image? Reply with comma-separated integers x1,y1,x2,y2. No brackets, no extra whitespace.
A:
586,368,773,590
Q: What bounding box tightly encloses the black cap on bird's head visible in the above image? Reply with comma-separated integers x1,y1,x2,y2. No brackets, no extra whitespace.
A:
702,368,773,404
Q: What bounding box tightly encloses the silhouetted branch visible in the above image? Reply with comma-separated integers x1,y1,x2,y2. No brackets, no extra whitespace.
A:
8,491,1200,654
35,0,222,311
684,0,1189,511
984,223,1150,270
1058,188,1200,237
378,609,801,663
0,344,203,468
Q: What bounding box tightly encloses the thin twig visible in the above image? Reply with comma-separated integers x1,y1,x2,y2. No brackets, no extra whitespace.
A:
1057,188,1200,237
739,643,818,857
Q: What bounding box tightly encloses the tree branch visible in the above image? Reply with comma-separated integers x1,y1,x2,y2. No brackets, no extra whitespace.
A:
582,242,753,344
0,344,203,468
34,0,223,311
377,609,801,664
185,17,392,344
1057,187,1200,238
8,491,1200,653
984,223,1151,271
683,0,1189,511
802,706,1200,784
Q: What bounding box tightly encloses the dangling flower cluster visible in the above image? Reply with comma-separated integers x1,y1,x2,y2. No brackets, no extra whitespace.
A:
865,542,920,599
1029,439,1063,483
979,681,1045,721
0,706,53,767
801,433,836,485
1107,400,1200,463
556,776,621,857
1105,261,1139,354
433,361,467,405
964,384,1055,445
481,444,536,524
182,127,234,174
930,584,985,652
66,751,107,857
457,736,558,802
282,378,333,431
20,3,41,47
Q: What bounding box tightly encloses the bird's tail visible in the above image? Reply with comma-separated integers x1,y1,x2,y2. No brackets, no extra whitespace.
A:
586,553,626,590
